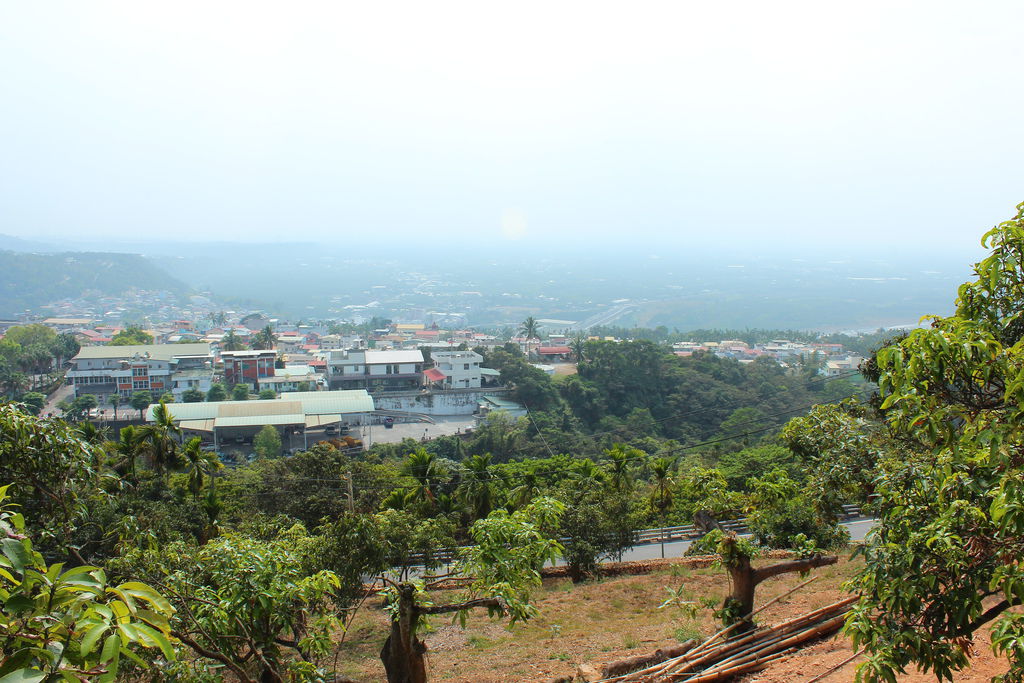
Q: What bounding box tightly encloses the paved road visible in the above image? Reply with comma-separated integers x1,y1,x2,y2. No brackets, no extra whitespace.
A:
609,517,877,564
43,383,73,417
408,518,879,576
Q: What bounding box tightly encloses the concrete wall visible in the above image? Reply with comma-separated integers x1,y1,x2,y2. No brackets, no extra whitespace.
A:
373,388,510,416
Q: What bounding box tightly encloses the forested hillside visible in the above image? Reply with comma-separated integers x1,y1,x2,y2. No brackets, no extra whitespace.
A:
0,250,186,316
0,338,869,680
6,204,1024,681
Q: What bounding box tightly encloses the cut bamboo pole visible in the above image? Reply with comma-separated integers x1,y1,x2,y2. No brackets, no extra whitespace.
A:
600,580,838,683
661,613,848,681
603,595,858,682
678,648,794,683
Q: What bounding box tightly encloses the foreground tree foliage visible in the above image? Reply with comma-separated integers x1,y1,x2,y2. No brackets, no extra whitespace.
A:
843,202,1024,682
0,485,175,682
379,498,563,683
0,404,106,562
115,530,340,682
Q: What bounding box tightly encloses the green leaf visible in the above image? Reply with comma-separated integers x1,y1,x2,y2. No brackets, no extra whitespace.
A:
4,596,34,614
117,581,173,615
0,539,30,574
99,633,120,664
134,623,175,660
80,623,108,657
0,671,47,683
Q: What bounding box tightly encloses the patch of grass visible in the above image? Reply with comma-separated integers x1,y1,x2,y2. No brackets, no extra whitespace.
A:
623,635,640,649
674,625,702,642
467,635,492,649
548,652,571,661
610,598,625,610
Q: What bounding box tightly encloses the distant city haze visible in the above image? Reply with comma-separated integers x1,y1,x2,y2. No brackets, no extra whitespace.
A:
1,2,1023,252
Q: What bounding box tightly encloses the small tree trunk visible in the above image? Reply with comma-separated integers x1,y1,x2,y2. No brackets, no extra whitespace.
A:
726,552,757,633
720,535,837,633
380,584,428,683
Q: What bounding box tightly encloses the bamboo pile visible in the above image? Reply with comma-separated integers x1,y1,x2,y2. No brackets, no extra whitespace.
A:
599,596,858,683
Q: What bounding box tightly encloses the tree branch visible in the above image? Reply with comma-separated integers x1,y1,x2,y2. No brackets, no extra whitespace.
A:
752,555,837,585
954,599,1016,638
172,630,255,683
418,597,503,615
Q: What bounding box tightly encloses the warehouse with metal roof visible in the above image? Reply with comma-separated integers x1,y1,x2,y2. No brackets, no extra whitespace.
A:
146,389,375,449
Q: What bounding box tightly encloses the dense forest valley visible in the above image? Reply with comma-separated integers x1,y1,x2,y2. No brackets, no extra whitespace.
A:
6,204,1024,682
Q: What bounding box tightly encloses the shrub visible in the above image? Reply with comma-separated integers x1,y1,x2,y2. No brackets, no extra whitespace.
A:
747,496,849,550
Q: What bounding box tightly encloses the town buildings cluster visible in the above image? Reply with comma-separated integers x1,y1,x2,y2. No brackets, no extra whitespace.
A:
2,311,867,407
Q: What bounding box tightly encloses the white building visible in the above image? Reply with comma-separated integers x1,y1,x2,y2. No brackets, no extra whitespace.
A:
319,334,366,351
67,343,214,401
257,365,323,394
822,355,865,377
326,349,424,391
430,350,482,388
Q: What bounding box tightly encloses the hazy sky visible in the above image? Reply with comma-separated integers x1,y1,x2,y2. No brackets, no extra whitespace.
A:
1,2,1022,250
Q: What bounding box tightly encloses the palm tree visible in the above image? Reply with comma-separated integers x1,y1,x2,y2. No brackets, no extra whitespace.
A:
648,456,676,558
458,453,494,521
221,329,246,351
570,333,587,364
74,420,108,445
604,444,638,493
649,456,676,518
181,436,222,500
116,425,146,483
140,400,182,480
509,469,542,510
0,364,28,398
520,317,544,356
402,448,440,506
201,478,223,543
570,459,606,485
519,315,542,347
108,393,121,420
252,325,277,351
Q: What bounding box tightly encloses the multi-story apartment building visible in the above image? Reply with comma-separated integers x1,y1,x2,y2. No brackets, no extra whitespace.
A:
221,350,277,389
430,350,482,388
67,343,213,401
325,349,423,391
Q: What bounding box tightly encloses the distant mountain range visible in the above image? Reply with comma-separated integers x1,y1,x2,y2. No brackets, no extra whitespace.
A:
0,248,187,317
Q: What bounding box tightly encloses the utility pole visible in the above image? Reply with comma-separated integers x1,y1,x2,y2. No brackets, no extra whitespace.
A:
345,471,355,513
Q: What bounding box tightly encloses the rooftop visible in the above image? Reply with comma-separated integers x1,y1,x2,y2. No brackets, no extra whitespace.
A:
146,390,375,424
74,343,212,362
364,349,424,365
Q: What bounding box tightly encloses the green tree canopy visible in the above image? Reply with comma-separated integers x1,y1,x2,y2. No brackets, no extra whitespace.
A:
129,390,152,420
110,324,153,346
206,383,228,402
253,424,282,459
841,202,1024,681
19,391,46,416
181,387,205,402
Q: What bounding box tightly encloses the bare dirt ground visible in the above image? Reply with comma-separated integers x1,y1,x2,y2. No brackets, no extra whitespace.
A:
551,362,578,377
747,627,1005,683
333,555,1009,682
